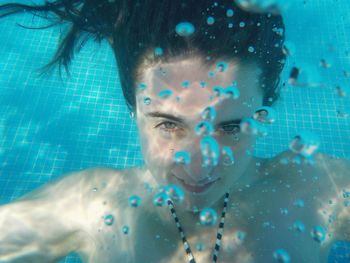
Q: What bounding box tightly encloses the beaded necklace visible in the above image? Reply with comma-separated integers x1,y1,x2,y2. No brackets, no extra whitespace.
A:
167,192,230,263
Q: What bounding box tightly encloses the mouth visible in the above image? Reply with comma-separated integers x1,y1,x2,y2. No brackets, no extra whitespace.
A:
172,174,220,193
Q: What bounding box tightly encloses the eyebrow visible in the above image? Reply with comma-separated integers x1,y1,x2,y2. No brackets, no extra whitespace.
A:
146,111,241,126
146,112,186,123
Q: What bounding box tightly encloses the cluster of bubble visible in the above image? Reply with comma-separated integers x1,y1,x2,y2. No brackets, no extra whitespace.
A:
153,185,185,206
212,85,240,100
239,106,277,137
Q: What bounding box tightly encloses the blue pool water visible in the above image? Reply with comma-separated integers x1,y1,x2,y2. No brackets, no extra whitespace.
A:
0,0,349,262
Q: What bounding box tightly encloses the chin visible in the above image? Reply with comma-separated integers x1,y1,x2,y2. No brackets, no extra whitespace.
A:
181,188,221,212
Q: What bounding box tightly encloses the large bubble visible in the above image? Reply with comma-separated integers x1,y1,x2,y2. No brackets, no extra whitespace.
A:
200,136,220,167
201,106,217,122
240,118,268,137
288,131,320,157
153,191,169,207
175,22,195,37
253,106,277,124
165,184,185,204
158,89,173,99
223,85,240,100
199,208,218,226
174,151,191,165
221,146,235,166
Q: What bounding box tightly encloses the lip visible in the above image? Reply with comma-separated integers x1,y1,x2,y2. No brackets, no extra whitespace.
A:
172,175,220,193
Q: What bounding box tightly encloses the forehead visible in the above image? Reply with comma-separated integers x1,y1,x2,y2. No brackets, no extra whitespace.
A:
136,57,263,120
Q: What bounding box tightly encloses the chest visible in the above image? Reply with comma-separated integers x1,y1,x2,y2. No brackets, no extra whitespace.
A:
128,186,337,263
81,167,342,263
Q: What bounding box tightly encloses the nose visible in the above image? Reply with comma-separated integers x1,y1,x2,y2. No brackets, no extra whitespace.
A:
181,135,217,182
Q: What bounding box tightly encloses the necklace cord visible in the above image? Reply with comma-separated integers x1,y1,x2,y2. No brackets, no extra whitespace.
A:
167,192,230,263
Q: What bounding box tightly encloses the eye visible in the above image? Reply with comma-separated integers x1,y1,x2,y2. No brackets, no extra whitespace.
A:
155,121,179,133
218,124,240,135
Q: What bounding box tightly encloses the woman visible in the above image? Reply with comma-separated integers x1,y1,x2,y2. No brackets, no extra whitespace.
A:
0,1,349,262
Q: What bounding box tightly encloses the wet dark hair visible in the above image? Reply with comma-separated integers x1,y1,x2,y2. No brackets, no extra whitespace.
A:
0,0,286,112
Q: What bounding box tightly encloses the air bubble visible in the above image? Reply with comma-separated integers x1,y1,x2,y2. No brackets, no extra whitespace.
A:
182,80,190,88
223,85,240,99
216,61,228,72
293,220,305,233
273,249,290,263
207,16,215,25
195,121,214,136
213,86,223,97
104,214,114,226
293,199,305,208
165,185,185,203
253,106,277,124
289,131,320,157
208,71,216,78
199,208,218,226
200,136,220,167
153,191,169,207
154,47,163,56
200,81,207,88
137,82,147,90
201,106,217,122
226,9,234,17
240,118,268,136
221,146,235,166
174,151,191,165
158,89,173,99
234,0,291,14
175,22,195,37
236,231,246,241
144,97,152,105
343,189,350,198
248,46,255,53
128,195,142,207
122,225,129,235
311,226,326,243
196,242,205,251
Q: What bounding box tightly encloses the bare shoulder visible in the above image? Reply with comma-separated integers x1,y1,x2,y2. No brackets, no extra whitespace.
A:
264,150,350,174
261,151,350,193
81,166,146,193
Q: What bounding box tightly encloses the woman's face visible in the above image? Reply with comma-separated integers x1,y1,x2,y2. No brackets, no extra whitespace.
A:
135,56,263,211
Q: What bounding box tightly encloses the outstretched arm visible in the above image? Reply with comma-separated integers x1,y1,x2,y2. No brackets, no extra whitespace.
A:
0,169,92,263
